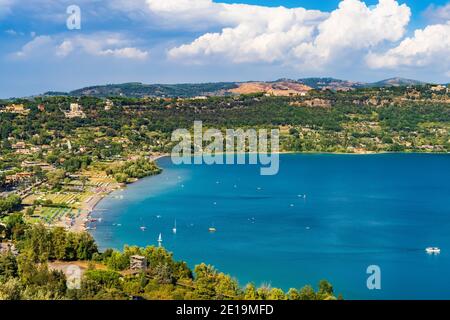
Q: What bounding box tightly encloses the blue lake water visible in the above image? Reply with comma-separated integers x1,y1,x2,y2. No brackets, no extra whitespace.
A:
91,153,450,299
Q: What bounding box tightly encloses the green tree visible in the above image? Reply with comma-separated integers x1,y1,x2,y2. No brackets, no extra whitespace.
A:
299,285,316,300
287,288,300,300
318,279,334,298
244,283,258,300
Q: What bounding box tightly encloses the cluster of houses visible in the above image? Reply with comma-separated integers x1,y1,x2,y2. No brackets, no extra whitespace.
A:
430,85,449,93
0,104,29,115
2,160,55,186
11,141,43,155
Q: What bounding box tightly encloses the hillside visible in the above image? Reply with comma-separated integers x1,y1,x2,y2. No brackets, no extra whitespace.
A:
366,77,426,87
40,77,431,98
229,80,312,96
297,78,364,91
46,82,239,98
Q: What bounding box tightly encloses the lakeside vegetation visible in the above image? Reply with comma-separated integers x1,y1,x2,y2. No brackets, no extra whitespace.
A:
105,158,162,184
0,223,339,300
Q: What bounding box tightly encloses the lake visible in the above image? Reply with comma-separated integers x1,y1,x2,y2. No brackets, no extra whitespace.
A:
91,153,450,299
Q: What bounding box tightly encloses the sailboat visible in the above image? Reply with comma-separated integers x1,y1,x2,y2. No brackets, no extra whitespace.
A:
172,220,177,234
158,233,163,247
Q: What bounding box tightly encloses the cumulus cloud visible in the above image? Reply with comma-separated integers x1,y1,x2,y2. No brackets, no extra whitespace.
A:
149,0,410,69
98,47,149,60
15,35,53,57
366,22,450,71
55,34,149,60
293,0,410,68
14,33,149,60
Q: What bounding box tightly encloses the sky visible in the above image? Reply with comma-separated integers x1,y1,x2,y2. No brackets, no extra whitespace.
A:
0,0,449,97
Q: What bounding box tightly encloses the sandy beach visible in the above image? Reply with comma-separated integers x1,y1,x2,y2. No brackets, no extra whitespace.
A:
67,153,169,233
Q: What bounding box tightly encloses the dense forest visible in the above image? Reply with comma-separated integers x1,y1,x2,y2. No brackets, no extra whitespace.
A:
0,222,338,300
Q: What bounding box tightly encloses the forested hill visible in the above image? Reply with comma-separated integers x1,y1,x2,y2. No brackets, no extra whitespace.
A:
45,82,239,98
41,77,431,99
297,77,426,90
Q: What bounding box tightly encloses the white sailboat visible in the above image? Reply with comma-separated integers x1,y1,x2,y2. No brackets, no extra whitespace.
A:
158,233,163,247
172,220,177,234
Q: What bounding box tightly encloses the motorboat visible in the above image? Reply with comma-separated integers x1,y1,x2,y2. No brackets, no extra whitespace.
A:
426,247,441,254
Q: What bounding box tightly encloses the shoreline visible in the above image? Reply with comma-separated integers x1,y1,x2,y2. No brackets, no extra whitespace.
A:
68,153,169,233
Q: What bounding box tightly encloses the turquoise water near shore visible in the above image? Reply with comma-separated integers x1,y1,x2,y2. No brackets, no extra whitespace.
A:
91,153,450,299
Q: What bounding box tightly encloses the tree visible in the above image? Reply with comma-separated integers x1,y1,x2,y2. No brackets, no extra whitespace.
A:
0,173,6,188
0,253,18,280
5,212,27,240
0,278,22,300
287,288,300,300
75,232,98,260
215,273,240,299
0,195,21,214
318,279,334,298
193,263,217,299
51,227,68,260
46,169,66,189
299,285,316,300
267,288,286,300
244,283,258,300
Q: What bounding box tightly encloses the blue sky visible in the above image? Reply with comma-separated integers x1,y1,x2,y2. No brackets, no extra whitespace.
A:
0,0,449,97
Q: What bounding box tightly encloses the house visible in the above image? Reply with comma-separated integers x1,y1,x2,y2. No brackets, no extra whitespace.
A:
303,98,332,107
21,161,54,171
104,99,114,111
12,141,26,149
430,85,446,92
65,103,86,118
130,255,147,271
11,142,40,155
5,172,34,184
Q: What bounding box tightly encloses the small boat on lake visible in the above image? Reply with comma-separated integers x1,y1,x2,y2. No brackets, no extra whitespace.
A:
140,226,147,231
426,247,441,254
158,233,163,247
173,220,177,234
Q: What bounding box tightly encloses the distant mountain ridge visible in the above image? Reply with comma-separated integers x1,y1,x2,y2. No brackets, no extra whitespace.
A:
365,77,426,87
42,77,431,98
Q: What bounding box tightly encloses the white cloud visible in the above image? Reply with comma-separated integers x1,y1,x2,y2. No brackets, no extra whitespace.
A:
99,47,149,60
152,0,410,69
293,0,410,67
423,3,450,24
15,35,53,57
156,0,327,63
15,33,149,61
5,29,24,36
366,22,450,71
55,34,150,60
